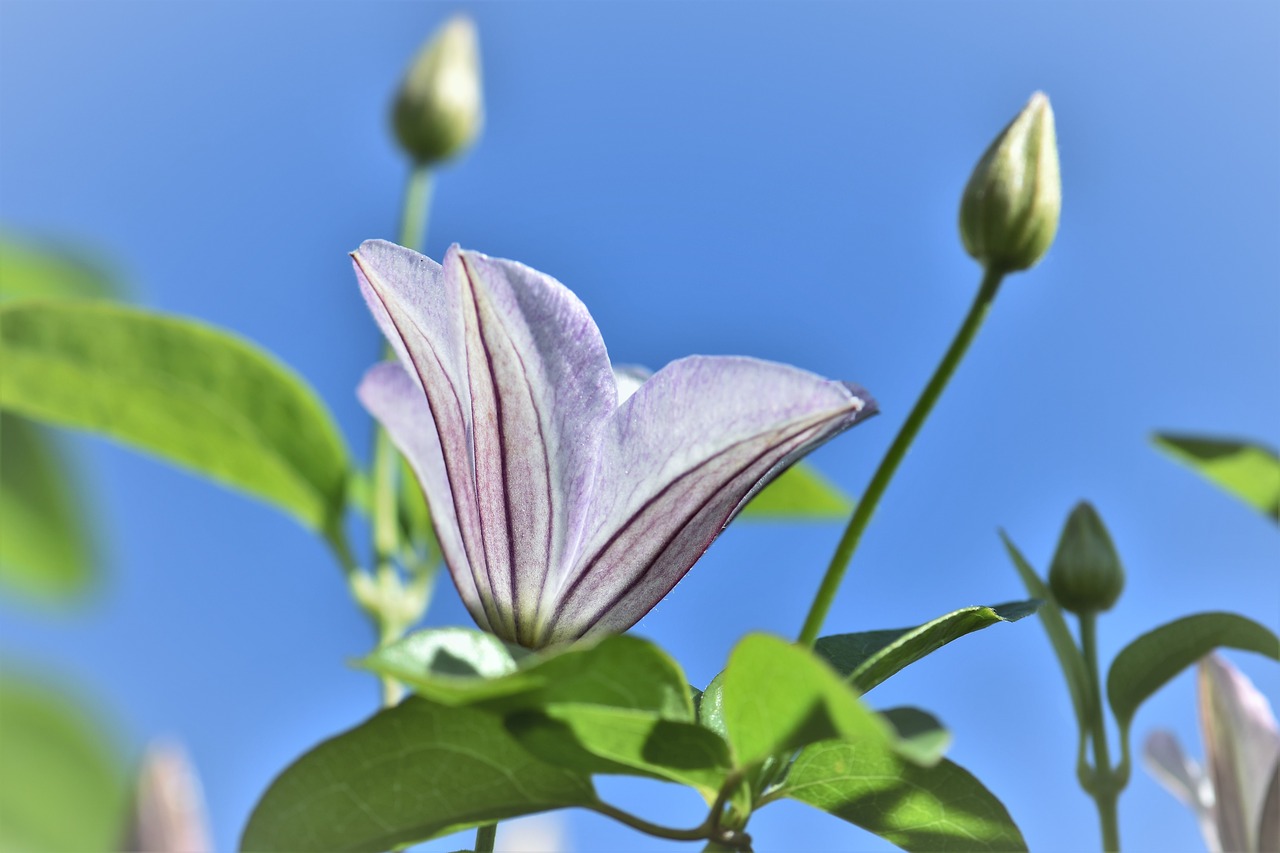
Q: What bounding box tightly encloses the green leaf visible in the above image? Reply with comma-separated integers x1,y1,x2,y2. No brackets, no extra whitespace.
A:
0,236,120,302
1000,531,1090,728
879,707,952,768
506,705,732,798
719,633,896,767
240,697,597,853
779,741,1027,852
0,676,127,853
0,414,94,603
739,463,852,520
815,600,1039,694
1107,612,1280,735
1153,433,1280,522
0,301,350,533
364,630,691,719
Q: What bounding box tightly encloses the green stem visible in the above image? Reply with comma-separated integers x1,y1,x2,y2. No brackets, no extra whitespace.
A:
400,164,433,251
473,822,497,853
1080,612,1122,851
588,800,714,842
797,267,1005,646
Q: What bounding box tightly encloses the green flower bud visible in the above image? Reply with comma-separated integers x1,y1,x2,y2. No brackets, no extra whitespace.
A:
392,16,483,165
1048,501,1126,614
959,92,1061,273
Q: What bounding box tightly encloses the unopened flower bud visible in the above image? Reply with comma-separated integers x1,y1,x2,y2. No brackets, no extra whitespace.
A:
959,92,1061,273
1048,502,1125,614
392,16,483,165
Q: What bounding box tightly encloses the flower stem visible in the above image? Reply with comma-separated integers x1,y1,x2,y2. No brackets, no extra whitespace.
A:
587,801,716,842
1080,611,1122,851
797,267,1005,647
473,822,497,853
399,163,433,251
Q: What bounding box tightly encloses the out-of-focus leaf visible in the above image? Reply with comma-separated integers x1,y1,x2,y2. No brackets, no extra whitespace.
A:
0,301,350,533
739,463,852,520
1153,433,1280,522
815,600,1039,694
1107,612,1279,736
879,707,952,768
778,741,1027,852
240,698,596,853
1001,531,1090,727
0,236,119,302
0,414,93,603
0,676,126,853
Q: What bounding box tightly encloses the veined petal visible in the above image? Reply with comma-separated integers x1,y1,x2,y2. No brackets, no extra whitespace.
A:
354,240,617,645
538,355,875,645
357,361,487,630
1199,654,1280,853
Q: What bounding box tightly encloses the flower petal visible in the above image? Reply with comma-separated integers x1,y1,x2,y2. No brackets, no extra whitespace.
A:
538,355,875,645
354,241,617,644
1199,654,1280,853
1143,729,1219,850
358,361,486,629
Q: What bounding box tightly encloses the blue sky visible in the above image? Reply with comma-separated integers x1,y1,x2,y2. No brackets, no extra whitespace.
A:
2,2,1278,851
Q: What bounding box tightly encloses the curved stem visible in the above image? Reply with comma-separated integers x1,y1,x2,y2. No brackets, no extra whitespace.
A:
1080,611,1122,851
797,267,1005,646
473,822,497,853
587,800,713,842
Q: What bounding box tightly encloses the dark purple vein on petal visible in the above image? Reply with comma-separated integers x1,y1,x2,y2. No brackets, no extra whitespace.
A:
543,414,839,640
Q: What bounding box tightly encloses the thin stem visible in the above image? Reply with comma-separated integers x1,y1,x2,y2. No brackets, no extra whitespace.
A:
473,822,497,853
588,800,714,842
797,267,1005,646
399,164,433,251
1080,611,1122,851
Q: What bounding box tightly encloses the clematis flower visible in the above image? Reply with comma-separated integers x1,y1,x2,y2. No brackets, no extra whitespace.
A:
354,241,876,649
1144,654,1280,852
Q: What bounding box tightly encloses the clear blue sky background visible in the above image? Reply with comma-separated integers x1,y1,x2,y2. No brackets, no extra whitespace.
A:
2,3,1278,851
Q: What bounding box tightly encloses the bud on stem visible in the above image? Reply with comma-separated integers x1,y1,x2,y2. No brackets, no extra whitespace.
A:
392,16,483,165
959,92,1061,273
1049,501,1126,615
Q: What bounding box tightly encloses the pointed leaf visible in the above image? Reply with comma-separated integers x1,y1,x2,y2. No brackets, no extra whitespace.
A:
240,698,597,853
0,414,94,603
779,741,1026,852
719,633,896,767
739,463,852,520
1107,613,1280,736
1000,531,1090,727
0,676,127,853
0,301,350,533
1153,433,1280,522
816,600,1039,694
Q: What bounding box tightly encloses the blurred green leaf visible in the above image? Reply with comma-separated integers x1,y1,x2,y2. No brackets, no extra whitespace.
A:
0,301,350,533
0,236,119,303
364,630,690,719
778,741,1027,852
815,600,1039,694
1107,612,1279,736
739,463,852,520
879,707,952,768
0,414,93,603
240,697,596,853
0,676,126,853
1153,433,1280,522
719,634,897,767
1001,531,1090,728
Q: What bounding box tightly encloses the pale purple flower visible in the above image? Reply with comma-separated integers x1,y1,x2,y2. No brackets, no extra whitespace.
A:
1144,654,1280,852
354,241,876,648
